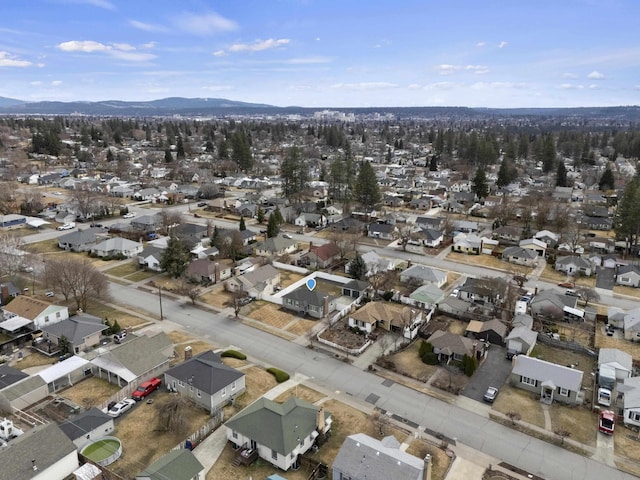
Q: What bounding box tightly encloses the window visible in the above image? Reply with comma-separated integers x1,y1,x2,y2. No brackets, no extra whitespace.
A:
231,381,236,391
196,390,201,398
521,376,537,387
621,277,630,283
232,431,238,439
271,449,278,460
56,312,61,318
559,387,569,396
221,387,226,397
630,412,640,422
44,316,49,322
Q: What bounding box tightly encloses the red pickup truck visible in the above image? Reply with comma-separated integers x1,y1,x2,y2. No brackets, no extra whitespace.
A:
132,377,162,401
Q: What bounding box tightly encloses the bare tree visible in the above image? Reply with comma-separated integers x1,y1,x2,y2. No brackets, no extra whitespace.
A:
576,286,599,306
0,234,27,278
506,412,521,425
20,189,43,216
231,291,246,318
159,395,189,435
392,223,420,251
71,189,99,220
328,230,359,261
184,283,201,305
159,210,184,234
44,257,109,310
0,182,17,214
104,195,123,217
554,429,571,445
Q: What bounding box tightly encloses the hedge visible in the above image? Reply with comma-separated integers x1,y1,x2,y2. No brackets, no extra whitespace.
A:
221,350,247,360
267,367,290,383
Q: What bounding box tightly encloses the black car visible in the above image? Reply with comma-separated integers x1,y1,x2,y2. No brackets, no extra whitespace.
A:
197,202,207,207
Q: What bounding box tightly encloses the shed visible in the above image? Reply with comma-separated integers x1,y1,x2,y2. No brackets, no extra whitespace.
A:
38,355,92,393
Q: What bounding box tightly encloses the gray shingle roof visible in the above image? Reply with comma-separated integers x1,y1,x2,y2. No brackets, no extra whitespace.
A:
1,375,46,402
282,287,331,307
164,350,244,395
225,396,328,455
40,313,106,345
512,355,583,391
59,407,112,441
137,449,204,480
0,364,28,389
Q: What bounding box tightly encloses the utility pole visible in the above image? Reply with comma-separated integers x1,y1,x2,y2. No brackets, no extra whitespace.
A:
158,285,164,320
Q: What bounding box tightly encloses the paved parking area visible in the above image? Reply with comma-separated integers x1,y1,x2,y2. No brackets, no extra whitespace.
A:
462,345,513,402
596,267,615,290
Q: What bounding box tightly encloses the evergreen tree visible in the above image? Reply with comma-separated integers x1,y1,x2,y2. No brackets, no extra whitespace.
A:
266,213,280,238
542,134,557,173
272,206,284,225
164,148,173,163
599,167,615,191
256,206,265,224
518,135,529,159
239,215,246,231
615,175,640,254
497,158,516,187
355,161,381,213
471,168,489,199
218,138,229,159
231,129,253,170
556,162,568,187
160,235,190,278
348,254,367,280
280,146,309,201
429,155,438,172
176,136,185,158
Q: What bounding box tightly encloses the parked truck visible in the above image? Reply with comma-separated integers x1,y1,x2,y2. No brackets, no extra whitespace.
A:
598,410,615,435
597,364,617,407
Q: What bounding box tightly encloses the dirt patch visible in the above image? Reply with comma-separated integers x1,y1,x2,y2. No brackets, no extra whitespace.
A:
446,319,468,336
58,376,121,410
274,385,327,404
548,403,596,446
199,285,234,308
405,438,453,480
385,341,439,382
111,391,211,477
247,302,296,329
280,271,304,288
13,349,56,370
286,318,317,336
615,430,640,466
318,319,369,350
430,368,470,394
492,385,546,428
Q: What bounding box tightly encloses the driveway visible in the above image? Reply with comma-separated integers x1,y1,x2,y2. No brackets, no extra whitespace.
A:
462,345,512,402
596,267,615,290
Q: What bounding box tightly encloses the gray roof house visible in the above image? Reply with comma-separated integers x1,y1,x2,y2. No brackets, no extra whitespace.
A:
281,287,336,319
57,227,104,252
130,214,163,232
506,326,538,357
225,396,332,472
616,265,640,288
138,245,165,272
501,246,539,267
164,350,245,413
333,433,427,480
59,407,114,449
555,255,593,276
598,348,633,380
399,264,447,288
409,284,445,309
91,237,143,258
235,264,281,299
136,449,204,480
621,377,640,428
0,364,28,390
40,313,107,355
254,236,298,257
510,355,583,405
529,290,577,320
91,332,172,386
0,423,78,480
0,374,48,411
427,330,485,363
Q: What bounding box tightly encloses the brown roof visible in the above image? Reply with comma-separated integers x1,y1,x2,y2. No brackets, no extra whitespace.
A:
3,296,53,320
309,242,340,261
350,301,414,326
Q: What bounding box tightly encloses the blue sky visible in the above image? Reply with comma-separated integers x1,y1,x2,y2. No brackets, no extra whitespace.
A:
1,0,639,108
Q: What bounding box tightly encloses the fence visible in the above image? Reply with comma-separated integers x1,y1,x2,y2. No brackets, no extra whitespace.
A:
536,332,597,357
171,410,224,451
272,261,309,274
95,363,170,411
315,330,372,356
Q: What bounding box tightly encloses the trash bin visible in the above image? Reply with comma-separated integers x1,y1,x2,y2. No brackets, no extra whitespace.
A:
185,440,193,451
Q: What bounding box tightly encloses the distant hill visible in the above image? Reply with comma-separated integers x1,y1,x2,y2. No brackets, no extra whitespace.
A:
0,96,638,120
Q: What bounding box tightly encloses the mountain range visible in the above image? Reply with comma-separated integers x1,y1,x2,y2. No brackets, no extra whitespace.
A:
0,96,639,120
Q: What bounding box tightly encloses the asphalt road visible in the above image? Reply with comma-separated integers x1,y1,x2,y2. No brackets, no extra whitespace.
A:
109,282,636,480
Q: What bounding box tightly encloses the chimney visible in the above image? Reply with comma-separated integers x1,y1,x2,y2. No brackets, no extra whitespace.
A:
472,342,477,359
316,406,325,432
309,241,313,252
0,285,8,305
422,454,432,480
214,263,220,284
407,259,412,269
323,296,329,317
184,345,192,360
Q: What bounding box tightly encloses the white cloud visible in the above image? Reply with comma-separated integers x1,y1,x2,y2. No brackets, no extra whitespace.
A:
330,82,398,90
560,83,585,89
476,41,486,47
51,80,63,86
407,83,422,90
202,85,233,92
435,64,489,75
587,70,605,79
213,50,226,57
174,11,238,35
589,84,599,89
471,81,527,90
423,82,456,90
229,38,290,53
57,40,156,62
498,41,508,48
141,42,156,49
562,72,578,79
0,51,34,67
128,19,169,33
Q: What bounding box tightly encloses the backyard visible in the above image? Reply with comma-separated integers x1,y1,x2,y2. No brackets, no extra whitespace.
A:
56,376,120,410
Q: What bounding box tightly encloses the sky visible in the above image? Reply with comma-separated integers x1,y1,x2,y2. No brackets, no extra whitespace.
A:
0,0,639,108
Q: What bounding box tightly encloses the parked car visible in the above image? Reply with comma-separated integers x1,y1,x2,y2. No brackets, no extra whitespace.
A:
113,330,127,344
197,202,207,207
45,291,55,298
558,281,575,288
56,222,75,231
606,324,615,336
450,288,459,297
123,212,136,219
105,398,135,418
282,233,293,239
598,410,615,435
483,386,499,403
132,377,162,401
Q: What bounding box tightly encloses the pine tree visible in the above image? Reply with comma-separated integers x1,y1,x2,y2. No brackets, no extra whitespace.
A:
615,175,640,254
556,162,568,187
266,213,280,238
164,148,173,163
176,136,185,158
355,161,381,213
599,167,615,191
160,236,190,278
256,206,265,224
348,254,367,280
239,215,246,231
471,168,489,199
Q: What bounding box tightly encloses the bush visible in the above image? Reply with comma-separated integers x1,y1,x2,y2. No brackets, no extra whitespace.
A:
421,351,438,365
382,291,394,301
221,350,247,360
267,367,290,383
462,354,477,376
419,341,433,358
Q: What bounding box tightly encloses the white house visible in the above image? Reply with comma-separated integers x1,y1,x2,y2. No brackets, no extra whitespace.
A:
91,237,143,258
2,296,69,330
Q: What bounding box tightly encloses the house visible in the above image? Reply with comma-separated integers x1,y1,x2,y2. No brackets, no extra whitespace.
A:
254,237,298,257
555,255,593,276
0,281,21,305
437,297,473,317
341,279,369,299
40,313,107,354
452,233,482,254
0,374,48,411
281,287,336,319
465,319,507,345
233,264,281,299
510,355,583,405
418,228,444,248
409,284,444,309
294,213,327,228
506,326,537,358
130,214,163,232
173,223,209,241
581,216,612,231
367,223,397,240
457,278,495,306
519,238,547,257
415,216,445,231
57,227,103,252
138,245,165,271
0,364,28,390
501,246,539,267
605,254,623,270
91,332,172,386
0,214,27,229
299,242,341,269
529,290,577,320
427,330,485,362
621,377,640,428
346,250,398,276
534,230,559,247
187,259,227,284
59,407,114,449
2,296,69,330
492,225,523,242
616,265,640,288
225,396,332,472
332,433,427,480
598,348,632,381
91,237,143,258
0,423,79,480
623,308,640,340
136,449,205,480
399,264,447,288
348,301,423,339
164,350,245,413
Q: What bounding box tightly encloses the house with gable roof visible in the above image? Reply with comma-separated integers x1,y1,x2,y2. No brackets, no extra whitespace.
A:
2,296,69,330
616,265,640,288
427,330,485,363
225,396,332,471
281,287,336,319
138,245,166,272
348,301,423,339
91,237,143,258
59,407,114,449
136,449,204,480
299,242,341,269
555,255,594,276
164,350,245,413
40,312,107,354
57,227,104,252
510,355,583,405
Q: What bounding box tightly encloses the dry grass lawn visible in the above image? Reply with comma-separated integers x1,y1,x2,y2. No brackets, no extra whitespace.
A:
84,301,151,329
126,270,158,282
446,319,469,336
104,262,139,277
247,302,297,329
615,429,640,465
60,377,120,409
286,318,317,336
493,386,546,428
447,252,524,272
388,341,439,382
26,239,60,254
111,391,211,477
613,285,640,299
530,344,596,376
405,438,453,480
13,350,56,370
223,367,278,416
280,271,305,288
548,403,596,446
594,328,640,358
539,265,574,284
274,385,327,404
